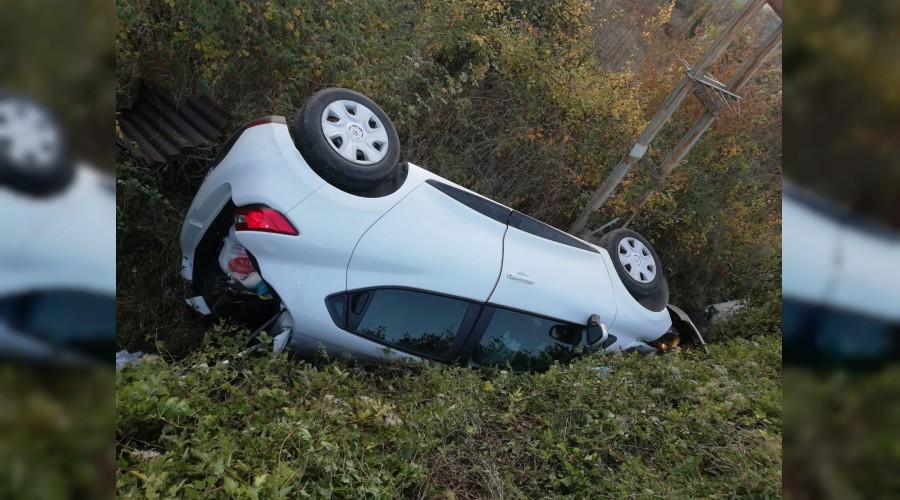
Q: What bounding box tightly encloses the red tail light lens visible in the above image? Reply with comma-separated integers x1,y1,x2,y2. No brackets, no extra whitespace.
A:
234,206,299,235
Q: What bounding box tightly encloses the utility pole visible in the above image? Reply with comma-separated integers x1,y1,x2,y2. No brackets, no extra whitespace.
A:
622,25,782,228
568,0,773,237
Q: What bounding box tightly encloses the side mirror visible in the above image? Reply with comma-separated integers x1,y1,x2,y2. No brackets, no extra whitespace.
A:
586,314,614,352
549,324,583,346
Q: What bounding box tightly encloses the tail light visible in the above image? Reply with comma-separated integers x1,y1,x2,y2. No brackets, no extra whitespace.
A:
234,206,299,235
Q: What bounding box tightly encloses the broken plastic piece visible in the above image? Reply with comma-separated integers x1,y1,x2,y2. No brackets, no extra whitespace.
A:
116,349,143,371
272,327,292,358
186,295,212,315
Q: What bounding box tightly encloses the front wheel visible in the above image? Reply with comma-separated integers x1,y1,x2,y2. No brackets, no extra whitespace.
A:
598,228,667,303
293,88,400,193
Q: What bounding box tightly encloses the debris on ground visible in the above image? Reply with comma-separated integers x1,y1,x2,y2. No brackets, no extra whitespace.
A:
116,81,228,163
218,226,270,296
115,350,143,371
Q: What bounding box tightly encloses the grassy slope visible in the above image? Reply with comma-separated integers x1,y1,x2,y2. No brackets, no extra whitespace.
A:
117,331,781,498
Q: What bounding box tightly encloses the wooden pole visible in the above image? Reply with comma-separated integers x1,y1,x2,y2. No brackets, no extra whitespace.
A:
622,25,782,228
568,0,768,236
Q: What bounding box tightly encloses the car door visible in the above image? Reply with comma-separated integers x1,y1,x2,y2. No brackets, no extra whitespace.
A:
339,287,482,362
463,305,586,371
347,179,509,302
487,211,618,326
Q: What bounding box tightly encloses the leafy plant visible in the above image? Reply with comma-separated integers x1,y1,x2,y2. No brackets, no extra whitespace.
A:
117,328,782,498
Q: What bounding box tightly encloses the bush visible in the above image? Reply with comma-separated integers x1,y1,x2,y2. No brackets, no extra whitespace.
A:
117,332,781,497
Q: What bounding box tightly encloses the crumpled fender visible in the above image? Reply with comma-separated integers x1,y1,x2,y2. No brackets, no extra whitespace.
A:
666,304,708,352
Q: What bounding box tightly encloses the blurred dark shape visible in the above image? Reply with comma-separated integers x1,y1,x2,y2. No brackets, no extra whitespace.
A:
116,82,228,163
784,1,900,497
0,91,75,197
783,182,900,367
0,0,114,497
0,0,114,170
784,0,900,230
0,91,115,364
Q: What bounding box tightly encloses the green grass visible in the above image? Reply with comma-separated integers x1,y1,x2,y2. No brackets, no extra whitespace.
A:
784,368,900,497
116,325,782,498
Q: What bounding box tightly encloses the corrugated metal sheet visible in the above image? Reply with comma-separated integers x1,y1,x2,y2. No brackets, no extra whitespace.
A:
116,83,228,163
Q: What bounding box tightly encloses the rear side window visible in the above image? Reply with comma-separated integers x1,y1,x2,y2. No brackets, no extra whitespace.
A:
471,308,584,371
350,289,470,360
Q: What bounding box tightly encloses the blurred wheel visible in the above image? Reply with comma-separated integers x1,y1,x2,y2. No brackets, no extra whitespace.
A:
0,92,73,196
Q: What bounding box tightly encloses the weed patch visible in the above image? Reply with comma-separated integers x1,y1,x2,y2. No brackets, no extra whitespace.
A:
117,327,781,498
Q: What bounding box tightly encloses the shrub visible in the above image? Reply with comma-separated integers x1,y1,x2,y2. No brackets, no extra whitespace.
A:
117,333,782,497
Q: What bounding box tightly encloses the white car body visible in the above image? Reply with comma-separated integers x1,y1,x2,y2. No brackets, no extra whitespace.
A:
0,164,116,361
180,119,674,364
783,183,900,323
782,182,900,364
0,164,115,298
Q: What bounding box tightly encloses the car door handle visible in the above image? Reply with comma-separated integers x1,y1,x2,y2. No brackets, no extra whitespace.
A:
507,272,534,284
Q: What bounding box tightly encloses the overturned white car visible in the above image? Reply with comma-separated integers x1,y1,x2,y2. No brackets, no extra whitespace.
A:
180,88,702,371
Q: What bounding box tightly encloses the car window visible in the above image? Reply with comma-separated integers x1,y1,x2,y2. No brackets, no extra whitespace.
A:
783,298,900,365
814,308,896,362
471,308,583,371
0,291,115,359
352,289,470,360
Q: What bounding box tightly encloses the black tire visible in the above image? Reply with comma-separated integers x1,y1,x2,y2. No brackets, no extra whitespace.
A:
0,91,74,197
293,88,400,193
598,228,666,301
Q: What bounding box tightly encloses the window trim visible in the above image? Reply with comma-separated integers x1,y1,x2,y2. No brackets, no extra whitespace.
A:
327,287,483,363
325,293,347,328
507,211,599,253
424,179,598,253
425,179,512,225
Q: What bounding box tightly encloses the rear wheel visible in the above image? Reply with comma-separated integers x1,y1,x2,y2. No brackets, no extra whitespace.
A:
599,228,667,304
293,88,400,193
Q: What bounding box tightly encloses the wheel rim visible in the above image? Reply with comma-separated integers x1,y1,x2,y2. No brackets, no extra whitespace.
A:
320,99,389,165
0,98,61,170
617,237,657,284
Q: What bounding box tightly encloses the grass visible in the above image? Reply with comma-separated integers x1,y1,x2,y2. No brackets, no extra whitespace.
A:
783,367,900,497
116,325,782,498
